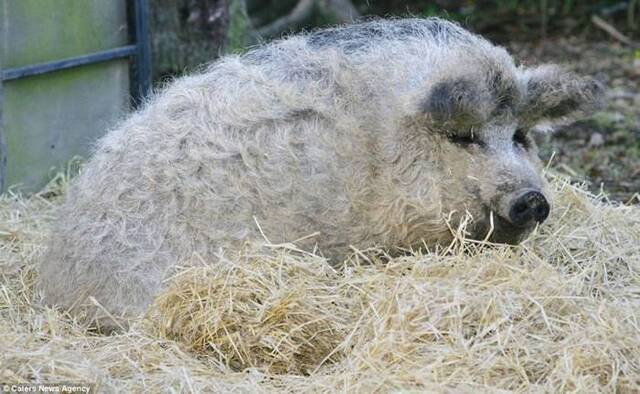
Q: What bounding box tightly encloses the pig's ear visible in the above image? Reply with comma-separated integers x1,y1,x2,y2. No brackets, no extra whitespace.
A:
521,65,604,131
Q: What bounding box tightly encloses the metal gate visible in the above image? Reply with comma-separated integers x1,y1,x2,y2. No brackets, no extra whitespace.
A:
0,0,151,192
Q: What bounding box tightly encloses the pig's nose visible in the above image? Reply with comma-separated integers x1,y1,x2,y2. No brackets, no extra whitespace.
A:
508,191,550,227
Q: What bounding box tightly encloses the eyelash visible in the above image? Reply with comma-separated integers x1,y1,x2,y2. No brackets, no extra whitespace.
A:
447,131,484,147
447,129,530,149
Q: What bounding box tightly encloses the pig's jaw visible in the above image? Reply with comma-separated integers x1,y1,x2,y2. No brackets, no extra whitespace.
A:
469,209,536,245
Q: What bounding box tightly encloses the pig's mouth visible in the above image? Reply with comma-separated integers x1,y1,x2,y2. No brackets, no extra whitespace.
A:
486,215,535,245
465,189,550,245
469,212,535,245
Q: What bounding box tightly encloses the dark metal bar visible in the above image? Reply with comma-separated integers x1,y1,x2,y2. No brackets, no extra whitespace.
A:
131,0,152,105
0,13,6,191
2,45,138,81
0,69,6,192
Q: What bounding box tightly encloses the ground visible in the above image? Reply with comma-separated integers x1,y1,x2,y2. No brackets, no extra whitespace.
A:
509,38,640,204
1,171,639,392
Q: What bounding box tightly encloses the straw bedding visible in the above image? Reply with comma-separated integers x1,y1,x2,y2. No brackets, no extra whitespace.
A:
1,171,639,393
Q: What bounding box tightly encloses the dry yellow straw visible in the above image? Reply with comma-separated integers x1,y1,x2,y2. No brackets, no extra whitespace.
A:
1,171,639,392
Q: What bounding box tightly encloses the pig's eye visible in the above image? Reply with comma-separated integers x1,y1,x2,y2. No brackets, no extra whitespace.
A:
513,128,531,150
448,132,484,147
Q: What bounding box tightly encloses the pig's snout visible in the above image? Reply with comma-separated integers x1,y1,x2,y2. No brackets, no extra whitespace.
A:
481,189,551,245
507,190,550,227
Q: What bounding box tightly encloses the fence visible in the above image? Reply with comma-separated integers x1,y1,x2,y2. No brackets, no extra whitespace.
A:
0,0,151,192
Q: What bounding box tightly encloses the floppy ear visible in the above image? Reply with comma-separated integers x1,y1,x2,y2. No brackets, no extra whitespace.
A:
521,65,604,131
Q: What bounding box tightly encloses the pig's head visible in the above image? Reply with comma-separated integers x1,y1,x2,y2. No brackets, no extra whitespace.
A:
416,57,604,245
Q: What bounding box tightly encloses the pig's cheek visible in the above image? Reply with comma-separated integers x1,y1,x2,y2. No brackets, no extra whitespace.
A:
468,156,498,185
462,181,486,217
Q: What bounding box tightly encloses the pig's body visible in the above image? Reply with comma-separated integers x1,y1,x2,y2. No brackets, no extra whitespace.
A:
38,18,602,331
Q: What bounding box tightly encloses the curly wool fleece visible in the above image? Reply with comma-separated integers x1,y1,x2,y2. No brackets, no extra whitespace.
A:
38,18,602,331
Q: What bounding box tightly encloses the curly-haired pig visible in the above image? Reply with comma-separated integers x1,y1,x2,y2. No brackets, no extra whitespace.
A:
38,18,603,331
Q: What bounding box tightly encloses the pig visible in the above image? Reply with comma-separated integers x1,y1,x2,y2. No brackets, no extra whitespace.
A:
38,18,603,331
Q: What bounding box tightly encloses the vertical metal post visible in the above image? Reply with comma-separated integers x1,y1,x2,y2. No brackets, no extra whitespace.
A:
0,70,6,193
132,0,152,106
0,1,6,192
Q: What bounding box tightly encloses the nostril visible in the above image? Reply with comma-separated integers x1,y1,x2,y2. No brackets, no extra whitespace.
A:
514,202,528,214
532,196,550,223
508,191,550,226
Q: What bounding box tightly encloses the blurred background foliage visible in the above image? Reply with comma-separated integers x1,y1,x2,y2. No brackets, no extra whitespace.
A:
148,0,639,204
149,0,639,80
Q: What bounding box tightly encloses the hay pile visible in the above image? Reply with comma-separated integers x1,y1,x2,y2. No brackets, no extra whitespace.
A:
1,172,639,392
